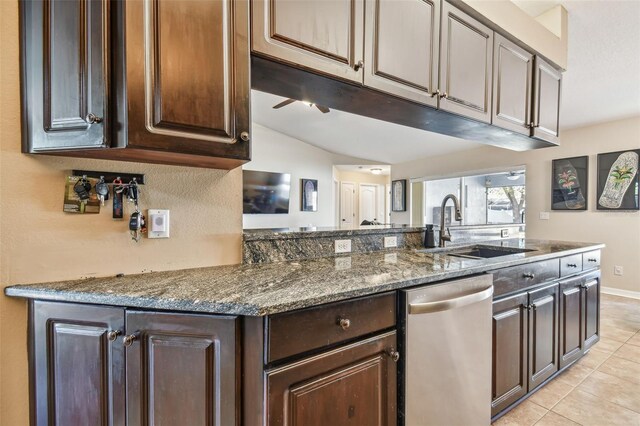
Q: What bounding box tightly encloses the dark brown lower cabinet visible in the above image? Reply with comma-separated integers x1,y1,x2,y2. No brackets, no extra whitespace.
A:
266,331,397,426
559,276,585,368
583,274,601,351
125,311,239,426
29,301,125,426
491,293,529,416
528,283,560,391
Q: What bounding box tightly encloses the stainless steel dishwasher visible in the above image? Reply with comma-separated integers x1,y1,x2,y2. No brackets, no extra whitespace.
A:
400,274,494,426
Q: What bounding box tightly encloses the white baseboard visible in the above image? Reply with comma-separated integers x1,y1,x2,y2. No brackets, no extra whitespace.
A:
601,286,640,300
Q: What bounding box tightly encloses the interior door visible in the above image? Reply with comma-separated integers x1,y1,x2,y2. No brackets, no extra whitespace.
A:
532,56,562,144
125,311,238,426
528,283,559,391
492,33,534,135
439,2,494,123
21,0,109,152
252,0,364,83
30,301,125,426
340,182,356,227
491,293,529,417
360,184,378,223
363,0,439,106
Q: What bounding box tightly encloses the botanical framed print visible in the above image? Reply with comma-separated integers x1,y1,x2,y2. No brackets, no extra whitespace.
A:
597,149,640,210
391,179,406,212
301,179,318,212
551,156,588,210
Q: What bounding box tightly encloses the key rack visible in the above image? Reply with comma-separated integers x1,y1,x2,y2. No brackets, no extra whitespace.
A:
72,170,146,185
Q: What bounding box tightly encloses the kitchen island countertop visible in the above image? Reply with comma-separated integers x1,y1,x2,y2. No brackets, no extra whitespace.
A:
4,239,603,316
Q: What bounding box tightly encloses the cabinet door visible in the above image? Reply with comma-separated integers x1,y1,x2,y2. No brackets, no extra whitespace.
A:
532,56,562,144
528,283,559,391
252,0,364,83
267,331,397,426
559,277,584,369
492,34,533,135
30,301,125,426
491,293,529,417
21,0,109,152
122,0,251,153
583,275,601,351
363,0,439,107
125,311,238,426
439,2,493,123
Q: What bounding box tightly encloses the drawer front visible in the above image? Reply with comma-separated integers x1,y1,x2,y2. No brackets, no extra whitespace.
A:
267,292,396,363
492,259,560,297
561,254,583,277
583,250,601,270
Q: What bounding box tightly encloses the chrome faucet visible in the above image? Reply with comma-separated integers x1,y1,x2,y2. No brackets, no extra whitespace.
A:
439,194,462,247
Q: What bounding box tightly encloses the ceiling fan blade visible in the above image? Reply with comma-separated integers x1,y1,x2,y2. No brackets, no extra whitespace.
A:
272,99,296,109
315,104,330,114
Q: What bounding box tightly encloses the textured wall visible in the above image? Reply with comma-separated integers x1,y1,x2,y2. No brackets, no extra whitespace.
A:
391,116,640,294
0,1,242,423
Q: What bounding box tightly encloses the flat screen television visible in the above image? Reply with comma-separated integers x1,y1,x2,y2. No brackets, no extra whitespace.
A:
243,170,291,214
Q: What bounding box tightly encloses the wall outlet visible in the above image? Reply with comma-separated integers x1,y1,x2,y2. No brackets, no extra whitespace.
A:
501,229,510,238
614,265,624,276
539,212,550,220
335,239,352,254
384,236,398,248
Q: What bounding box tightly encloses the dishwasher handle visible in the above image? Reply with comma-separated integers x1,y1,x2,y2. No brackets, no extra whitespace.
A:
408,285,493,315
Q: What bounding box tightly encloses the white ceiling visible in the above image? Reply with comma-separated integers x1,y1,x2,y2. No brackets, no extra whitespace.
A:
334,165,391,175
252,1,640,163
251,91,480,164
515,0,640,129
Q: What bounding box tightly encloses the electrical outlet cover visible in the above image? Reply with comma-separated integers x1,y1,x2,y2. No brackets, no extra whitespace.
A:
614,265,624,276
335,239,352,254
384,236,398,248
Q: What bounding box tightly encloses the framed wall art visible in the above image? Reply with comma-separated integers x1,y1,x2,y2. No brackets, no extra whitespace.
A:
301,179,318,212
597,149,639,211
551,156,588,210
391,179,406,212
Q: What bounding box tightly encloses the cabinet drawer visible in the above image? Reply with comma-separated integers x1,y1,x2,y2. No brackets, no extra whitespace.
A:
267,292,396,363
561,254,583,277
583,250,601,270
491,259,560,297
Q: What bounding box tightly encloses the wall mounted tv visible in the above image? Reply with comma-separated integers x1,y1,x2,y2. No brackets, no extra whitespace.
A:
243,170,291,214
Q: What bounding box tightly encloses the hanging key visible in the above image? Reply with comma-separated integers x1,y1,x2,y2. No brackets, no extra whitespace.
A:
127,180,139,203
73,177,91,202
129,211,142,242
95,177,109,206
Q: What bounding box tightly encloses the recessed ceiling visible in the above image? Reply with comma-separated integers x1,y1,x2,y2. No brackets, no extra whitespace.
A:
515,0,640,129
251,91,480,164
334,165,391,176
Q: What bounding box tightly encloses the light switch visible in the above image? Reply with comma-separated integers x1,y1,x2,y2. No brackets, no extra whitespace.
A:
539,212,550,220
147,209,170,238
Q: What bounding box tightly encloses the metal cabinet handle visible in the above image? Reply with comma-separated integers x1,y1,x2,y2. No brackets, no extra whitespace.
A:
408,285,493,314
567,263,578,268
239,131,250,142
387,348,400,362
353,60,363,71
123,333,139,347
85,113,103,124
523,273,535,279
429,89,440,98
588,258,597,263
107,330,121,342
337,318,351,330
439,91,448,99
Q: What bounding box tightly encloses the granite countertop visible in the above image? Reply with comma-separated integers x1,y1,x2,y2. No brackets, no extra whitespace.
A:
243,225,424,241
4,239,603,316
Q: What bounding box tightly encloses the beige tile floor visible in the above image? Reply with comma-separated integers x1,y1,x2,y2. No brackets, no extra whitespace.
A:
493,294,640,426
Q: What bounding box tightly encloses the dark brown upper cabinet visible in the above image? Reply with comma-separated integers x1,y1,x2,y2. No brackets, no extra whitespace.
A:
251,0,364,83
20,0,110,151
363,0,440,107
439,2,493,123
20,0,251,169
492,34,534,135
532,56,562,144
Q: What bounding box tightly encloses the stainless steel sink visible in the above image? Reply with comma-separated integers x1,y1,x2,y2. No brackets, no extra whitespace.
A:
445,245,536,259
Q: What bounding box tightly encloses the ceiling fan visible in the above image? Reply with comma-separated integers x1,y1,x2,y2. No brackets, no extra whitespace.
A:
272,98,330,114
